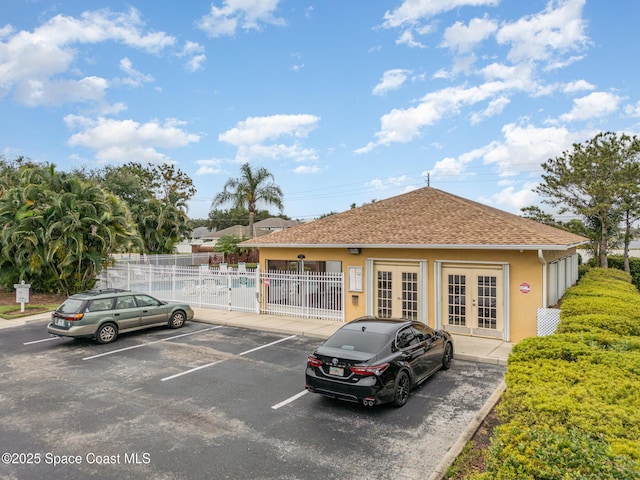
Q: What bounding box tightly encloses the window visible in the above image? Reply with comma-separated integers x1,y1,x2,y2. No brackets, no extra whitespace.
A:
396,327,418,349
87,298,114,312
323,330,389,354
411,323,433,342
134,295,160,307
116,296,136,309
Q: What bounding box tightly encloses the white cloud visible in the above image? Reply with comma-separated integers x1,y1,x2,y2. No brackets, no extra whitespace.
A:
428,123,580,183
64,115,200,164
197,0,285,38
13,76,108,106
496,0,589,66
117,57,154,87
373,69,411,95
357,82,510,152
483,123,578,176
395,29,427,48
383,0,500,29
486,182,539,212
179,41,207,72
560,91,621,122
219,114,319,146
624,101,640,118
218,114,320,163
367,175,412,190
440,15,498,54
0,8,175,106
563,79,595,93
195,158,225,175
293,165,321,174
470,95,510,124
235,143,318,163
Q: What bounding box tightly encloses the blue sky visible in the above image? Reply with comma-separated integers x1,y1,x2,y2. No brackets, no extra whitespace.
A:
2,0,639,221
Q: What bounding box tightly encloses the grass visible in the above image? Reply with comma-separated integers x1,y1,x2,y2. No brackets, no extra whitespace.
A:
0,304,57,319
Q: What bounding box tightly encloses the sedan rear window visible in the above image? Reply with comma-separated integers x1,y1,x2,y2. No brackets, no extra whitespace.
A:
323,330,389,354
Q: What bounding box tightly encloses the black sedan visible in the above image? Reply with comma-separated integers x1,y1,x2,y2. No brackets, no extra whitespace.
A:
305,317,453,407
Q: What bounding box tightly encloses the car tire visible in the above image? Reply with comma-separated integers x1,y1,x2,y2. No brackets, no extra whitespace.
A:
442,342,453,370
392,370,410,407
169,311,186,329
96,323,117,344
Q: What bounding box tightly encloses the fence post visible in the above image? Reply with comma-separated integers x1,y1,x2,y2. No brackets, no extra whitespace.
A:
254,264,261,314
171,265,176,300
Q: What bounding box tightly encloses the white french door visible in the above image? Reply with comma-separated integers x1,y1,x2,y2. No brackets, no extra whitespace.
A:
374,263,420,320
442,266,503,338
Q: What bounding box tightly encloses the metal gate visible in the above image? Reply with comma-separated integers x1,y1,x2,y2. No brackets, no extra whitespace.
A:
98,263,344,321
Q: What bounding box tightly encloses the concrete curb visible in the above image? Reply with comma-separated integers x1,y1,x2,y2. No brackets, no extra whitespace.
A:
428,379,507,480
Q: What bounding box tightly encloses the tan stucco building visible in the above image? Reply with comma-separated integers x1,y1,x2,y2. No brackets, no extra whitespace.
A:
244,187,588,343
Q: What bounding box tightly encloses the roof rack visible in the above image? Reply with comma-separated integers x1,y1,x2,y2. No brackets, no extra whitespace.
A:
77,288,129,296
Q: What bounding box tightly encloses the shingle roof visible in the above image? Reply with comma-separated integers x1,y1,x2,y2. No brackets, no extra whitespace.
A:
253,218,301,229
243,187,588,250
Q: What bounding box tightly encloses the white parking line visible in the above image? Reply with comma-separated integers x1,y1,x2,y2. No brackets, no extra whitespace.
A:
82,326,223,360
23,336,64,346
161,334,297,382
271,390,308,410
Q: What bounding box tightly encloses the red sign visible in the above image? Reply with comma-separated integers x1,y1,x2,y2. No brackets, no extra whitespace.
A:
519,282,531,294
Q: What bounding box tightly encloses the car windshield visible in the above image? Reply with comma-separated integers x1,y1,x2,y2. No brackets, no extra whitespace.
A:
323,329,389,354
57,298,85,314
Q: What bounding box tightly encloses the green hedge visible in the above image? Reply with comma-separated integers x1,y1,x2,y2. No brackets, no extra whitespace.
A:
470,268,640,479
587,255,640,291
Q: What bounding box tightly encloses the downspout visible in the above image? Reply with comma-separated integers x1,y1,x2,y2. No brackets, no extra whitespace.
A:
538,249,547,308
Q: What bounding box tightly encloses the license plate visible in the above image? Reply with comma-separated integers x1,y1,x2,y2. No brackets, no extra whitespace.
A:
55,318,66,327
329,366,344,376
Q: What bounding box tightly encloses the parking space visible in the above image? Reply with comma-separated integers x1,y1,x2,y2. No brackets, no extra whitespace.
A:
0,320,505,480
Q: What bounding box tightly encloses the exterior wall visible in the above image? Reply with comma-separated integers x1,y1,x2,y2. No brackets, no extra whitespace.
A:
258,246,578,343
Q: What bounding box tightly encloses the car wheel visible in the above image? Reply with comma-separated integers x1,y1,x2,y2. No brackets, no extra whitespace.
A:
96,323,117,344
169,311,186,329
442,342,453,370
392,371,410,407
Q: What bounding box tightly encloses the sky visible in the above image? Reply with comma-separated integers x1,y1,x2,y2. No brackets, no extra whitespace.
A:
2,0,640,222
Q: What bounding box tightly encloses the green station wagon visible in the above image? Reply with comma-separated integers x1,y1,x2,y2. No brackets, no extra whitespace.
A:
47,289,194,344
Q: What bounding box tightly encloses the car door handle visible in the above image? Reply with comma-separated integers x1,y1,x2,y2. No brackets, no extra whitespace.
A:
114,313,120,316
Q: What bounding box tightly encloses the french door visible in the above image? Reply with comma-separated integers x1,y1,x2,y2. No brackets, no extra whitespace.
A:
442,266,503,338
374,263,420,320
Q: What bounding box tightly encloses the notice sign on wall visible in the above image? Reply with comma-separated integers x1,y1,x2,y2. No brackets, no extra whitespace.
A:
519,282,531,294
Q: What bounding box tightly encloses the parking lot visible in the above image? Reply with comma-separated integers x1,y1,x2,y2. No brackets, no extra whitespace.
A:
1,319,506,480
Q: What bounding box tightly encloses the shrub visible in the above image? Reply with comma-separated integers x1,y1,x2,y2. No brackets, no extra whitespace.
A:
607,255,640,291
557,313,640,337
473,424,639,480
472,268,640,478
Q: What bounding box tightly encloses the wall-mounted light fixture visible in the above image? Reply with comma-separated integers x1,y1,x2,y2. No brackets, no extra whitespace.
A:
347,248,361,255
297,254,306,259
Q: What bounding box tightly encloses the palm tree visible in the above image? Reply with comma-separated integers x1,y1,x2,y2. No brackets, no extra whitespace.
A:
211,163,284,237
0,163,141,294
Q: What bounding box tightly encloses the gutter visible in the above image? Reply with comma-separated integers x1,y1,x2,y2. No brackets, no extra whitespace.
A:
241,242,587,251
538,249,547,308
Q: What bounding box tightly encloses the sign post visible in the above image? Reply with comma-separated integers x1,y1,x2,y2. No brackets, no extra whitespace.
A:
14,281,31,313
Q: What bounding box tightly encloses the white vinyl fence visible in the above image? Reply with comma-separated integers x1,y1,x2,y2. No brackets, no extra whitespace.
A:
98,263,344,322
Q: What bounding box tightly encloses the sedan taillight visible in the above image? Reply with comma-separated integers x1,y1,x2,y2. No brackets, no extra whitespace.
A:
307,356,323,368
350,363,390,376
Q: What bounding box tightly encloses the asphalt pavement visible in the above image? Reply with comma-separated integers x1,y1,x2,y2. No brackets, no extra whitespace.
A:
1,308,511,480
